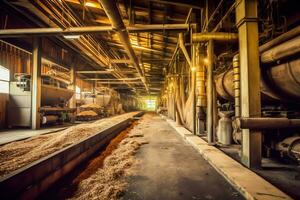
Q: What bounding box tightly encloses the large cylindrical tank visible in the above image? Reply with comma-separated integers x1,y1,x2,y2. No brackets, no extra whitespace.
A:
41,85,74,106
215,57,300,102
215,70,234,101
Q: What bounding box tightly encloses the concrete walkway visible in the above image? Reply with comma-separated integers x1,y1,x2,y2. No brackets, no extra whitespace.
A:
0,126,68,145
124,113,244,200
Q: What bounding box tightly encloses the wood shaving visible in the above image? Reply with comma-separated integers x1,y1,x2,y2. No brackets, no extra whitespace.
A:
0,112,138,177
80,103,101,109
77,110,98,117
69,119,148,200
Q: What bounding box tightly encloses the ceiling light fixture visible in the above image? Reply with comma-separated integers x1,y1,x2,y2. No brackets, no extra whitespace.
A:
63,35,80,39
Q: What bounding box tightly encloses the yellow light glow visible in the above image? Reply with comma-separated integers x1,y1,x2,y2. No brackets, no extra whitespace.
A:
191,67,196,71
84,1,101,8
204,58,209,64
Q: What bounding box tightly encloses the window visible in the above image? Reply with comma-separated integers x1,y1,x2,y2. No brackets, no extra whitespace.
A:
75,86,81,100
0,65,9,94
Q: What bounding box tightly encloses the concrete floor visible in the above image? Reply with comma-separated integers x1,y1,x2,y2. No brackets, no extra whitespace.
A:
124,113,244,200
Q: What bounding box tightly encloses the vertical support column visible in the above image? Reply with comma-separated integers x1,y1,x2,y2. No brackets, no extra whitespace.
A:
236,0,261,168
206,39,214,144
195,44,206,135
192,44,197,134
69,66,76,108
93,81,96,103
31,37,41,130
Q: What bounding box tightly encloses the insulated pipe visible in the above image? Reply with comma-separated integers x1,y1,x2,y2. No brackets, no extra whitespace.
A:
215,57,300,101
259,25,300,53
179,33,192,67
276,136,300,162
215,70,234,100
195,44,206,107
261,36,300,63
0,24,190,38
237,117,300,129
192,32,238,43
97,0,148,91
207,40,214,144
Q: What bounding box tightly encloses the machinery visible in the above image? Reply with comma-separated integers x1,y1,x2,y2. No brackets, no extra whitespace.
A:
213,26,300,164
7,73,75,127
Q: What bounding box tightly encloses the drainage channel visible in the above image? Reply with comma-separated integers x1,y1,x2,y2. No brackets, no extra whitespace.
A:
0,112,144,200
38,121,138,200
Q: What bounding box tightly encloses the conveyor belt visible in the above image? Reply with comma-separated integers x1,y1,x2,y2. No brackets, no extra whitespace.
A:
0,112,144,200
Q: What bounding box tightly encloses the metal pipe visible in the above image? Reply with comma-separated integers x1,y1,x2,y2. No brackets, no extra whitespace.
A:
276,136,300,162
266,58,300,99
259,25,300,53
179,33,192,67
215,56,300,101
195,45,206,107
233,54,240,117
98,0,149,91
0,24,189,38
192,32,238,43
261,36,300,63
215,70,234,100
237,117,300,129
207,40,214,144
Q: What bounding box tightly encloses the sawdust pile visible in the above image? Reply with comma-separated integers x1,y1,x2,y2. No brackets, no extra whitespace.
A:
0,112,138,177
70,123,148,200
77,110,98,117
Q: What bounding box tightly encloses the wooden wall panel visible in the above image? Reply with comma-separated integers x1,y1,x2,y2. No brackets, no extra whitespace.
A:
0,40,31,79
0,94,8,129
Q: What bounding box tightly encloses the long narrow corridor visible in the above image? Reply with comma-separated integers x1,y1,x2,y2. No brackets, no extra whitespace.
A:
124,113,243,200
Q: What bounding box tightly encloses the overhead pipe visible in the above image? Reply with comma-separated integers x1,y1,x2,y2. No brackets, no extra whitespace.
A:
259,24,300,53
192,32,238,43
237,117,300,129
97,0,149,91
0,24,189,38
261,36,300,63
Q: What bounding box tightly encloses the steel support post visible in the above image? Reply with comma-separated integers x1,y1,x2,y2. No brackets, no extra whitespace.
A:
236,0,262,168
207,39,214,144
31,37,42,130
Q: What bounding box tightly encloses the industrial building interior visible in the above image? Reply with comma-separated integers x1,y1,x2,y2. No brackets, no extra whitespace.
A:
0,0,299,199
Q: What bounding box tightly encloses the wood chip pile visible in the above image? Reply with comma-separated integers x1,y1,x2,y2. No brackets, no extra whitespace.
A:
70,118,148,200
79,103,105,116
0,112,138,177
